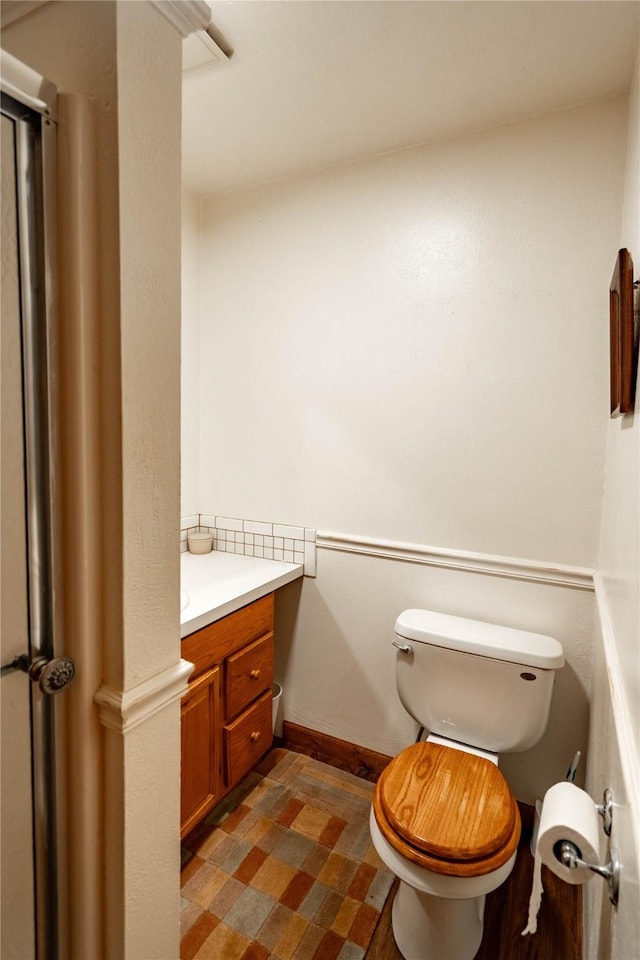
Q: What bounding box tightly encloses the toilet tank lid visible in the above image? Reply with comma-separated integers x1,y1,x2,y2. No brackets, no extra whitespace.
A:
395,609,564,670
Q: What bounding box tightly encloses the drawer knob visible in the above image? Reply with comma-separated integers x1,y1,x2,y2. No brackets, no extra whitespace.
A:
250,731,261,742
250,669,261,679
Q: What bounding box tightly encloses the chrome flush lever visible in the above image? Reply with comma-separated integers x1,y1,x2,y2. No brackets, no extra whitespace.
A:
392,639,413,654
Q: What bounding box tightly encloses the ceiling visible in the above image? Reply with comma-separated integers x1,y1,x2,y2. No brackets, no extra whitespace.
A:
181,1,640,198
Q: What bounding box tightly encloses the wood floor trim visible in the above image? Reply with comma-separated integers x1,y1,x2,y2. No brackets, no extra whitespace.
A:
280,721,393,782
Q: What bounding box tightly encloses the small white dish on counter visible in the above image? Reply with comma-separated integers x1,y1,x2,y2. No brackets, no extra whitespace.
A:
180,550,303,638
187,532,213,554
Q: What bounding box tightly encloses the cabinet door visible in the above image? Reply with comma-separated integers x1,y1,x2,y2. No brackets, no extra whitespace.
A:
181,665,221,838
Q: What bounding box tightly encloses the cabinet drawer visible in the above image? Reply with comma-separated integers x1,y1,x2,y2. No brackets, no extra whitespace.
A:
224,691,272,787
225,632,273,720
182,593,274,680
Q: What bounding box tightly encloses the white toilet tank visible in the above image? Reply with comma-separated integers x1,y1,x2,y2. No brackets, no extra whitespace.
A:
394,609,564,753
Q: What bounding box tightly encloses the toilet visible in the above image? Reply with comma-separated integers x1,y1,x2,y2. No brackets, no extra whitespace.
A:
370,609,564,960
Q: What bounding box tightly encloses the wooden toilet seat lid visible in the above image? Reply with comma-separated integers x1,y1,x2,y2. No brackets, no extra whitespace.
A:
376,742,520,868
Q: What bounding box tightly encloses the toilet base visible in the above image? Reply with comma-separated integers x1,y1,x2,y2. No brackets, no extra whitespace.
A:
391,880,486,960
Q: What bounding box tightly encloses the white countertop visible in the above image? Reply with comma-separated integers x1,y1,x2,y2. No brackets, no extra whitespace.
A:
180,550,303,638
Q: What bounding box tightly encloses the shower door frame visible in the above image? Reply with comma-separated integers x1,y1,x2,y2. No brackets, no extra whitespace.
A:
1,51,66,960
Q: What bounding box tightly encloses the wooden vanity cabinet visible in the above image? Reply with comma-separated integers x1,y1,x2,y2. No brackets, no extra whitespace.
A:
180,593,274,838
180,666,221,836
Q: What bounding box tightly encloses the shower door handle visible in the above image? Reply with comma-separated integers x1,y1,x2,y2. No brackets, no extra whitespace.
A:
1,653,30,676
1,653,75,694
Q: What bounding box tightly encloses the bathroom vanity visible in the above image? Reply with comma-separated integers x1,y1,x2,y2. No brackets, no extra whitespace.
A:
179,552,303,837
181,594,274,836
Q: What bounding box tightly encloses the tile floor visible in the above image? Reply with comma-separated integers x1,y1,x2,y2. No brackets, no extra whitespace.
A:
180,749,394,960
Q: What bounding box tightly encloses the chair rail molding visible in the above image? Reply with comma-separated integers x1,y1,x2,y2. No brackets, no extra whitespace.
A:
94,658,193,734
149,0,211,37
316,530,595,590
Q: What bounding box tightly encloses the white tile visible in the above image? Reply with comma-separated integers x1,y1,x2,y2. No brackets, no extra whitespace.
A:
244,519,273,536
284,538,294,551
294,551,304,565
244,533,254,545
200,515,216,528
263,536,273,549
254,545,264,558
234,543,244,554
304,528,317,542
283,550,294,563
304,541,317,577
180,530,187,541
264,547,273,560
245,544,254,557
235,531,244,544
226,530,235,542
254,534,263,547
274,537,284,549
273,523,305,540
273,548,284,561
181,515,199,529
216,516,243,532
180,542,188,553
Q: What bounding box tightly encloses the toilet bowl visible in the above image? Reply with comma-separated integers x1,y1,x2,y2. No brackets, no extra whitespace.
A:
371,738,520,960
371,608,564,960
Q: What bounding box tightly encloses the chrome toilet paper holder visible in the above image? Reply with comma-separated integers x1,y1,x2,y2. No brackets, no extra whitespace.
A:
555,787,619,906
556,840,620,906
596,787,613,836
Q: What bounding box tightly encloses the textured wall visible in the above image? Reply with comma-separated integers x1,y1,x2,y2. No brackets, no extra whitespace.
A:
195,98,626,568
587,45,640,960
183,98,627,801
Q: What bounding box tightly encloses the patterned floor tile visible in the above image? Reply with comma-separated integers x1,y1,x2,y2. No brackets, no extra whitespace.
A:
250,855,298,899
181,749,394,960
181,911,218,960
225,886,276,939
194,920,251,960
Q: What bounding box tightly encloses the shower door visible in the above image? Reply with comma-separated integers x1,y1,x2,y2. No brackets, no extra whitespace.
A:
1,54,70,960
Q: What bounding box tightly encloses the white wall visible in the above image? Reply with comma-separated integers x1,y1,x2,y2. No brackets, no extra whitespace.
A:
275,553,595,805
184,98,629,804
196,97,627,567
586,48,640,960
181,190,201,518
596,54,640,771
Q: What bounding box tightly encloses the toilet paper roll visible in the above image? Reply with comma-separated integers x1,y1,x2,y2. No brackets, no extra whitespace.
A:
537,781,600,884
522,781,600,936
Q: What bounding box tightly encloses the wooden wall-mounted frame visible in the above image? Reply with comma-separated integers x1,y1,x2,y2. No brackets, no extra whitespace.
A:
609,248,636,417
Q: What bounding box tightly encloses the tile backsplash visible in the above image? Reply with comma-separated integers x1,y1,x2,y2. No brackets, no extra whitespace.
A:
180,514,317,577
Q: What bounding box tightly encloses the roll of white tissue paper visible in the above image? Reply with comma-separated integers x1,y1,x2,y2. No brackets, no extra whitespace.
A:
522,781,600,935
537,781,600,883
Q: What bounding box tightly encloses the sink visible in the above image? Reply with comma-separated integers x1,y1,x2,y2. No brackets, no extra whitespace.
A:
180,589,190,612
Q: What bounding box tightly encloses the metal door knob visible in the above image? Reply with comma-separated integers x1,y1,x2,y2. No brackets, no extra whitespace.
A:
29,656,75,694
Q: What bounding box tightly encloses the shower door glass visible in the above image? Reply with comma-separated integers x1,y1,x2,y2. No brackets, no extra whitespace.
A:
1,107,36,960
1,57,65,960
